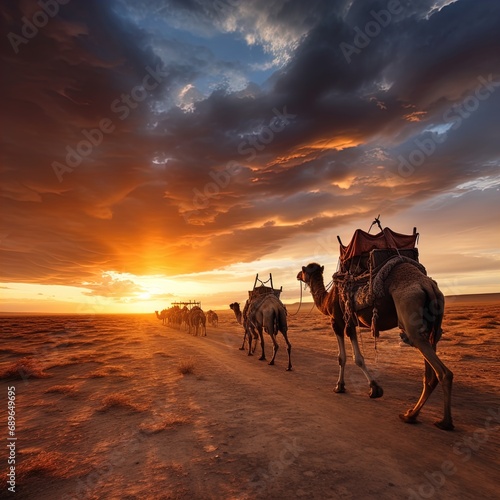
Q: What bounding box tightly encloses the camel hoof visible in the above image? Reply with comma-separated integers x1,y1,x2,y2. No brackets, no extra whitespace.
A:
259,356,266,361
239,347,245,351
399,413,419,424
286,367,292,371
334,383,346,393
268,361,275,366
434,420,454,431
369,382,384,399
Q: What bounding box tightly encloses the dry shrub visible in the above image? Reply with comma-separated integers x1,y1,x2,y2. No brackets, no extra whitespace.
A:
44,384,79,395
97,394,148,412
0,357,48,380
177,357,196,375
140,415,190,434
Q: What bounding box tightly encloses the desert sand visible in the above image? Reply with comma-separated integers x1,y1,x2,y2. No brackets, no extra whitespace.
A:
1,295,499,499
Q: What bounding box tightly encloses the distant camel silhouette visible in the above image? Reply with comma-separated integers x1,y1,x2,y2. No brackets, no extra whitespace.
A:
188,306,206,336
207,310,218,327
230,302,257,353
155,309,167,325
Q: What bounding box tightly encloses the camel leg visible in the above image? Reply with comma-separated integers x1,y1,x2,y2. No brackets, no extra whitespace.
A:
349,334,383,399
399,359,437,425
401,339,453,430
247,329,253,356
282,331,292,371
239,331,246,350
333,332,347,393
258,327,266,361
268,333,279,366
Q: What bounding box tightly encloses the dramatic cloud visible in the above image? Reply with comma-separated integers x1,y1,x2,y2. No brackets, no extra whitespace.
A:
1,0,499,309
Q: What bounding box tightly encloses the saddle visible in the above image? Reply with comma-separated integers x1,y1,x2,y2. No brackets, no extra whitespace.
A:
334,225,424,338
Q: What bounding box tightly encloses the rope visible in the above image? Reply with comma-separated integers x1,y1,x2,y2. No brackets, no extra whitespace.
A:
288,281,303,316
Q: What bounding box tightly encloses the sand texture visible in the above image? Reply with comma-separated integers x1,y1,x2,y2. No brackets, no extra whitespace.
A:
1,297,499,499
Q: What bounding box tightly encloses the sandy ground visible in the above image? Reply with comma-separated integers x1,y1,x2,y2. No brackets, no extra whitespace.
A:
1,296,499,500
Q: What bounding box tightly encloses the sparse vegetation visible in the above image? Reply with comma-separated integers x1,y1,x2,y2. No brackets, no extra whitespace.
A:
139,415,190,434
97,394,148,412
177,357,196,375
0,357,48,380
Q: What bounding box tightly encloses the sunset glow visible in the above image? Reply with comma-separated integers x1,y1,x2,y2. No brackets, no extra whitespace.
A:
1,1,499,314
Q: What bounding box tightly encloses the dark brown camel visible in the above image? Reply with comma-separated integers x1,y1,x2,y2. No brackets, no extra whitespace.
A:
297,262,453,430
188,306,206,336
230,302,258,353
231,296,292,370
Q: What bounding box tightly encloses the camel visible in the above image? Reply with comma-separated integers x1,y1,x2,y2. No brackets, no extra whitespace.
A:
230,302,258,353
188,306,206,336
155,309,167,325
231,296,292,370
297,261,454,430
206,310,218,327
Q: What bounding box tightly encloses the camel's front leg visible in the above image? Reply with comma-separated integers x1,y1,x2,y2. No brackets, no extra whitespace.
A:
246,328,254,356
239,331,246,350
349,334,383,398
333,332,347,393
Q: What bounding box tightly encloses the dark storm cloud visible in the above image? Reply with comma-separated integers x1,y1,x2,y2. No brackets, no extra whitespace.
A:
1,0,499,289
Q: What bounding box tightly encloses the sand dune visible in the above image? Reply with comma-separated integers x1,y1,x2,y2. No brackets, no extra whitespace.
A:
1,299,499,499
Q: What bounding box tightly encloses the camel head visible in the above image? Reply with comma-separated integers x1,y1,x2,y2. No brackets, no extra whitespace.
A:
297,263,324,285
229,302,242,324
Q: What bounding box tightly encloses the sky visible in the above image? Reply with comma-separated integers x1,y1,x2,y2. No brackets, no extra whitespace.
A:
1,0,499,314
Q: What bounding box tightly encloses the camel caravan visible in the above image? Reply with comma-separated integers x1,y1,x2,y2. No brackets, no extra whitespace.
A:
297,218,454,430
155,217,454,430
155,302,207,336
230,273,292,371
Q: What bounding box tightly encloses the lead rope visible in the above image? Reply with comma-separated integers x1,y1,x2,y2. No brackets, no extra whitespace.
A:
288,281,303,316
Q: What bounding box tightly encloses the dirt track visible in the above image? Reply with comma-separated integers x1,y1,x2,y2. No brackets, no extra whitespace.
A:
3,304,500,499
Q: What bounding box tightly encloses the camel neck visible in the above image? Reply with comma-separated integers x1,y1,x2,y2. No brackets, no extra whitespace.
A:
308,272,330,315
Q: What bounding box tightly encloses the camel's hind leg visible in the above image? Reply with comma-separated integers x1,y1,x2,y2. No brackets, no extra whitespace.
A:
399,359,438,425
349,333,384,398
268,333,279,366
257,327,266,361
278,327,292,371
401,338,453,430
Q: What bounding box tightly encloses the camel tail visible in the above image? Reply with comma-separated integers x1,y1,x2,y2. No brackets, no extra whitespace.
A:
422,278,445,345
277,305,288,335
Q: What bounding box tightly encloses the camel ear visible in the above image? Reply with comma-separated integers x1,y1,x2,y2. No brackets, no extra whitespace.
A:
302,266,306,272
321,266,324,273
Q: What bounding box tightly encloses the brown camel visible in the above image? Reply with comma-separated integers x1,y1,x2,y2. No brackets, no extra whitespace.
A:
231,296,292,370
206,310,219,327
297,261,453,430
154,309,167,326
188,306,206,336
229,302,258,353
